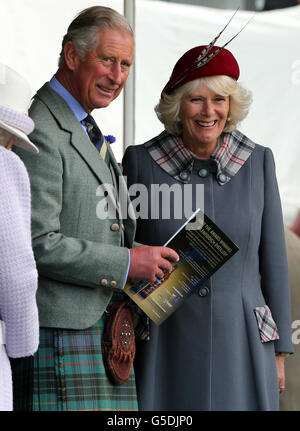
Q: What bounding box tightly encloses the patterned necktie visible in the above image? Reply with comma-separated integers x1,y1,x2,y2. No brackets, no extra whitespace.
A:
83,114,110,165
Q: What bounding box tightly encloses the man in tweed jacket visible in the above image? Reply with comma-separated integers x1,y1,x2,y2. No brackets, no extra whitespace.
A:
11,6,177,411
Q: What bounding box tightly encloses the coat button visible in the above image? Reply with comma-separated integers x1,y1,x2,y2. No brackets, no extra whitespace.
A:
217,173,228,183
198,286,209,297
111,223,120,232
198,168,209,178
179,170,190,181
101,279,108,286
110,280,117,288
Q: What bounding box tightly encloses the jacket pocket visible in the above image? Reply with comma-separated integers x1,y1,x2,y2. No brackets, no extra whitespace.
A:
253,305,280,343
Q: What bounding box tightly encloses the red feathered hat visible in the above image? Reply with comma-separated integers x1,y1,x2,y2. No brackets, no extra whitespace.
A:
163,45,240,96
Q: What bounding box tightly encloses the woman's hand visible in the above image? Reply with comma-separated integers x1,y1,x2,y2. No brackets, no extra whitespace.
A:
275,353,286,393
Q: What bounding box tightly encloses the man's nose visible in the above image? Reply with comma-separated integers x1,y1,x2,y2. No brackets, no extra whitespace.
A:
108,63,122,85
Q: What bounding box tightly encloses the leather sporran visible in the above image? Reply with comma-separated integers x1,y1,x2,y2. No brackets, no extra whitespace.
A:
101,301,136,385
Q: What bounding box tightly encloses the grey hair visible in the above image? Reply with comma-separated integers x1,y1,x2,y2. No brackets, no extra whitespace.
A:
58,6,134,67
0,128,12,147
155,75,252,136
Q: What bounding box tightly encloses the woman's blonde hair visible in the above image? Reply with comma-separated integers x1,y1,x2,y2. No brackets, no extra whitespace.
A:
155,75,252,135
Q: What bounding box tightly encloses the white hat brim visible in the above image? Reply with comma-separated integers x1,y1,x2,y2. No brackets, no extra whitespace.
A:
0,120,38,153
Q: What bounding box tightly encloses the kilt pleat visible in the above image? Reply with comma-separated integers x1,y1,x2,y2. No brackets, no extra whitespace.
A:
11,316,138,411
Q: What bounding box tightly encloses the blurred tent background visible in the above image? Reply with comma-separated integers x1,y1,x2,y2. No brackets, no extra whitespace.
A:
160,0,300,10
1,0,300,224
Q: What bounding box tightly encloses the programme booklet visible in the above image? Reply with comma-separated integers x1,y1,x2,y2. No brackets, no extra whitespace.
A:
124,209,239,325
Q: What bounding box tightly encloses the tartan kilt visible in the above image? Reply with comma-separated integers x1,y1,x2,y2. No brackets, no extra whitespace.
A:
10,315,138,411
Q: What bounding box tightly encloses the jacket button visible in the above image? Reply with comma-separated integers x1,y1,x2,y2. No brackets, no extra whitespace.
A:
179,170,190,181
198,286,209,297
111,223,120,232
110,280,117,288
101,279,108,286
198,168,209,178
217,173,228,183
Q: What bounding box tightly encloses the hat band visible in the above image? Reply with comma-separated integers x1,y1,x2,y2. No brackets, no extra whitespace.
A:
0,103,34,135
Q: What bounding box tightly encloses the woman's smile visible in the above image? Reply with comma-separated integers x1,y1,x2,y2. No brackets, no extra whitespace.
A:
195,119,218,128
179,84,230,157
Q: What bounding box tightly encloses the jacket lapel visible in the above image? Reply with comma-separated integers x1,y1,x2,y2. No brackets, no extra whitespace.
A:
70,127,114,186
35,83,113,186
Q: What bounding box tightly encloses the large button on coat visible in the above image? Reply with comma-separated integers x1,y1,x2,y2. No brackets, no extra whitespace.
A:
198,286,209,297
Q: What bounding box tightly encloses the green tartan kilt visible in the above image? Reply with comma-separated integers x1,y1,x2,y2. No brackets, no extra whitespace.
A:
11,316,138,411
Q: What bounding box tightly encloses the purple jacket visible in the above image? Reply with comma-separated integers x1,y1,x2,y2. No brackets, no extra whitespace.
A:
0,146,39,411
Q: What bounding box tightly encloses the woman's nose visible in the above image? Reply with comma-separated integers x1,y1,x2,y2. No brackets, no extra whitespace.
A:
201,100,214,116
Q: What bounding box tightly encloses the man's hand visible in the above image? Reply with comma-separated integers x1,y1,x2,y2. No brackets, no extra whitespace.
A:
128,245,179,283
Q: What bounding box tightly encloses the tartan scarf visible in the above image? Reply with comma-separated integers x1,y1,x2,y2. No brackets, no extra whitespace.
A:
144,129,256,185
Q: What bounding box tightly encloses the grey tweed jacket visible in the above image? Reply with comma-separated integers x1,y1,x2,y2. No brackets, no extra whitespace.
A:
14,83,136,329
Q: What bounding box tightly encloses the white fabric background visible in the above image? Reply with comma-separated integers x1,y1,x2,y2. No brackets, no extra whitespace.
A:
1,0,300,224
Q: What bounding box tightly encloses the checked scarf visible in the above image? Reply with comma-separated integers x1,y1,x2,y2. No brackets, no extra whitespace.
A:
144,129,256,185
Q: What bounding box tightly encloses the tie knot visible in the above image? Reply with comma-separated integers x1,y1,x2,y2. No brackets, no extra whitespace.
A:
83,115,103,146
84,114,95,126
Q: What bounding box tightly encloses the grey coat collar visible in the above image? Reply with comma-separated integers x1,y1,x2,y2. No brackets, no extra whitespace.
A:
144,129,256,185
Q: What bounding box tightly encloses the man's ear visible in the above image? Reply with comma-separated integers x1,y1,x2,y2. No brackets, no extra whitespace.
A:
64,41,80,71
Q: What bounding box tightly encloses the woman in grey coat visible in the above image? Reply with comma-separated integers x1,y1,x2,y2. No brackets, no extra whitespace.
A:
122,44,293,410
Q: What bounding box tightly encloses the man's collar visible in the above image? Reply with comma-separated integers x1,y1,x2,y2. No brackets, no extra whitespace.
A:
49,76,87,123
